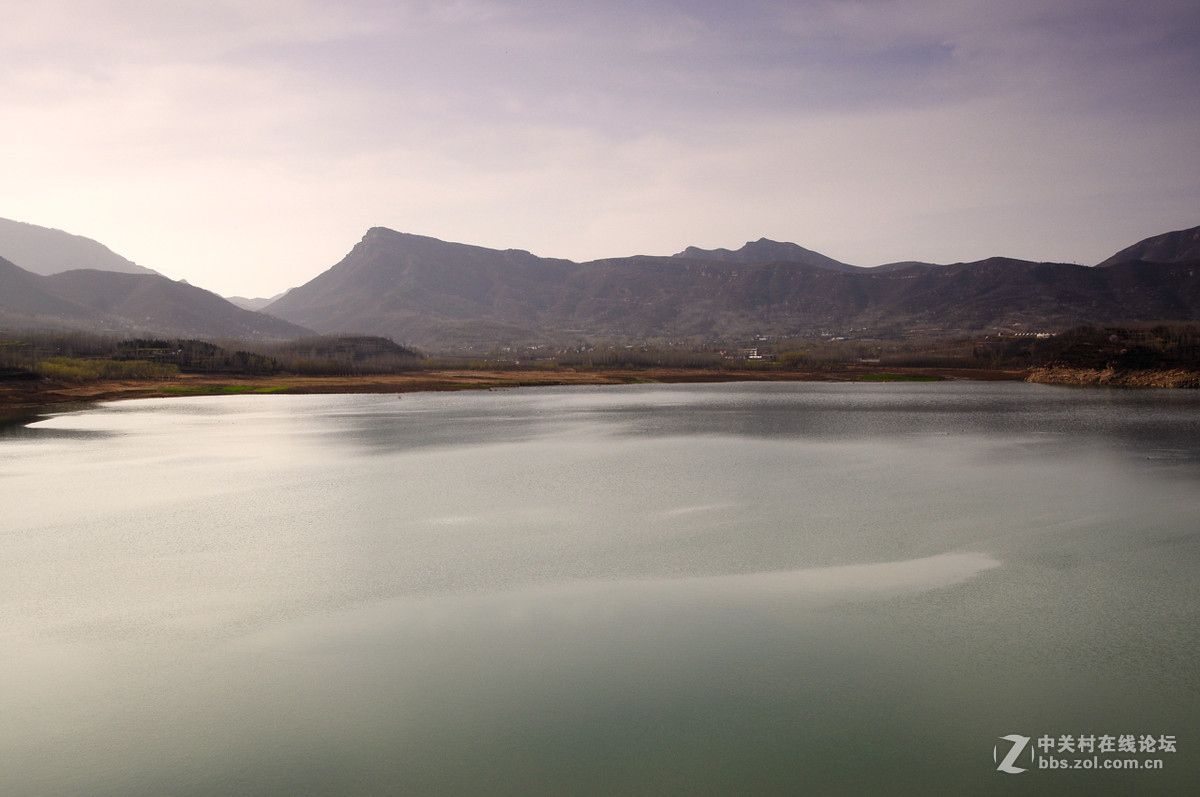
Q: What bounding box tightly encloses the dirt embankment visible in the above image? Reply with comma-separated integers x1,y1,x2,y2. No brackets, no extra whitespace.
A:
1026,366,1200,388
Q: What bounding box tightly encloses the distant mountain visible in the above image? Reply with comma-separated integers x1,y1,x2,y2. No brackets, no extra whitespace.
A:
672,238,860,272
870,260,952,272
265,228,576,346
1097,224,1200,267
0,217,158,276
226,292,287,311
0,255,104,327
265,226,1200,350
43,270,312,339
0,256,311,340
11,219,1200,350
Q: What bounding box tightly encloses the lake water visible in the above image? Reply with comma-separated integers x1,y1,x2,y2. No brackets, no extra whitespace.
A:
2,381,1199,795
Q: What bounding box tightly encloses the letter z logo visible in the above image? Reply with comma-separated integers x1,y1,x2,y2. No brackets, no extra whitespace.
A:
994,734,1032,774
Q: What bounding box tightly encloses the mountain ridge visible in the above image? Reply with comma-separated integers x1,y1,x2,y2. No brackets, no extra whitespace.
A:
264,224,1200,350
6,218,1200,349
0,254,106,326
0,217,158,277
45,269,312,340
0,256,311,340
1096,224,1200,267
671,238,862,272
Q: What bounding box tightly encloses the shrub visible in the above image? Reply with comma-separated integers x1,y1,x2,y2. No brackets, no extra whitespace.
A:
35,358,180,382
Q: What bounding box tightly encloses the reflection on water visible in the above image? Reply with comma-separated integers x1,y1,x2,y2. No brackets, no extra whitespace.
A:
2,382,1199,795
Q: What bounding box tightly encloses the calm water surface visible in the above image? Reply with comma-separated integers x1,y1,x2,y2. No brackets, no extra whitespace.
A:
2,382,1199,795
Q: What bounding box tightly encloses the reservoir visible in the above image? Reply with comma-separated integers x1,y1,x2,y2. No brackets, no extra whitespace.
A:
2,382,1198,795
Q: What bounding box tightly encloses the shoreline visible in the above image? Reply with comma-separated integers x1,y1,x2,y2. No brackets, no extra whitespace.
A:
0,365,1026,419
1025,365,1200,388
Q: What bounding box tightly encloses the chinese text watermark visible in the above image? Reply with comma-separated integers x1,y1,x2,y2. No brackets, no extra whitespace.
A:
994,733,1176,774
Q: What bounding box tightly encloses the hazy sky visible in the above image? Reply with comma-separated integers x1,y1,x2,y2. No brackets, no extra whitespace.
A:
3,0,1198,297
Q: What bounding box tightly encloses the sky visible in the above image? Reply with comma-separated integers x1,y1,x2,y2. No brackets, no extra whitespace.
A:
2,0,1199,298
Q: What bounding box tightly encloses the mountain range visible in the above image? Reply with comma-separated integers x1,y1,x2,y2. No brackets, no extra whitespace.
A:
263,225,1200,349
3,216,1199,349
0,222,310,340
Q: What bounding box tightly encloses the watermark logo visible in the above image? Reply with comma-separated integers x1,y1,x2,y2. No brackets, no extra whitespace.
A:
994,735,1033,774
994,732,1177,774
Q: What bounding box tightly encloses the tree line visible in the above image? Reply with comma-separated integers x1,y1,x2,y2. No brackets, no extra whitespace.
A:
0,331,424,381
3,324,1198,383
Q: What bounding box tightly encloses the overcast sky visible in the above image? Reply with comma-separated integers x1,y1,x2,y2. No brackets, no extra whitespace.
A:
3,0,1198,297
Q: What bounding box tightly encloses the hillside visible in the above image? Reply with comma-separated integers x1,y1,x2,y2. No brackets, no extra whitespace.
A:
0,256,310,340
264,228,576,346
43,270,312,340
265,226,1200,350
0,255,105,328
672,238,862,272
0,217,157,276
1097,224,1200,267
7,218,1200,352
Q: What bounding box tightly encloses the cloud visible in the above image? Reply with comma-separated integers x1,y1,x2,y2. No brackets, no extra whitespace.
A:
0,0,1197,295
